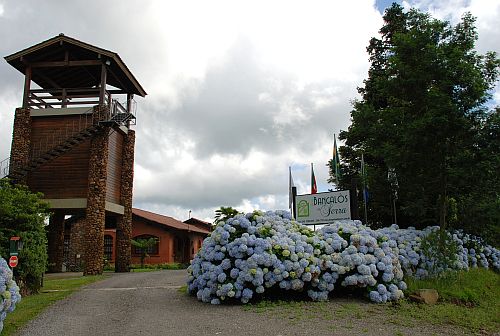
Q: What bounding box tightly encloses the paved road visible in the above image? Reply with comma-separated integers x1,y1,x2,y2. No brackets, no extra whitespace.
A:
18,270,471,336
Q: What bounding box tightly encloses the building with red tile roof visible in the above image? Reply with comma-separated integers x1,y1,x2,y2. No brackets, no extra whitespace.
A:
64,208,210,269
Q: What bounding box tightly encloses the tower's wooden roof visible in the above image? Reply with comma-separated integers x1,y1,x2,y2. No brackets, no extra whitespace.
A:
4,34,147,97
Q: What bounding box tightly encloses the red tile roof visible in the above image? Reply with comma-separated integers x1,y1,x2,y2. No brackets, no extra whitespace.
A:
132,208,210,234
184,217,212,229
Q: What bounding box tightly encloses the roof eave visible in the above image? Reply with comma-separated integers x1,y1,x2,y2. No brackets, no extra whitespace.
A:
4,34,147,97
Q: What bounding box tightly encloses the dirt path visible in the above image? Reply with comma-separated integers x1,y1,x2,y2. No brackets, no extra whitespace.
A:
18,270,472,336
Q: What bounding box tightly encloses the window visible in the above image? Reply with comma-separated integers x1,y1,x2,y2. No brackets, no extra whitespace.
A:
132,235,159,255
104,235,113,260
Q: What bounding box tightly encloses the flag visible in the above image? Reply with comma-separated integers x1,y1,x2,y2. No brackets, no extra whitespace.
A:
332,133,341,184
311,163,317,194
288,166,295,209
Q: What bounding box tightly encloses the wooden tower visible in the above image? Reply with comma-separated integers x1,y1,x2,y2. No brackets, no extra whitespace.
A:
2,34,146,275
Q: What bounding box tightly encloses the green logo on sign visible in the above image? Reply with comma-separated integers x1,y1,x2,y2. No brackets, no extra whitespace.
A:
297,200,309,217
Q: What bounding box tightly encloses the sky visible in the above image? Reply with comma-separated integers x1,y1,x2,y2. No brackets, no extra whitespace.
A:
0,0,499,223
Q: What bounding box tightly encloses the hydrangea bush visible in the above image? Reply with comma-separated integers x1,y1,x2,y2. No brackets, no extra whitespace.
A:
187,211,499,304
1,256,21,333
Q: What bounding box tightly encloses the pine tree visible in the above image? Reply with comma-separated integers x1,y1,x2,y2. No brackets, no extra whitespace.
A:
337,4,499,230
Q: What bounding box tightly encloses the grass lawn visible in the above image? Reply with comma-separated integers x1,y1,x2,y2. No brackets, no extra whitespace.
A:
104,263,188,272
397,268,500,332
2,275,107,336
244,268,500,334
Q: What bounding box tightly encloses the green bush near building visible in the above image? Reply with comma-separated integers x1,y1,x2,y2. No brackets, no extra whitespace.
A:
0,179,50,295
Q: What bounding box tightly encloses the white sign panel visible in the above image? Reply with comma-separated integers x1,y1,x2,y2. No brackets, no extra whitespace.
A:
295,190,351,225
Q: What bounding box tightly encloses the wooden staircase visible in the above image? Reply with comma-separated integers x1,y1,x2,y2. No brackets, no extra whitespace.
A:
1,100,135,183
4,123,104,182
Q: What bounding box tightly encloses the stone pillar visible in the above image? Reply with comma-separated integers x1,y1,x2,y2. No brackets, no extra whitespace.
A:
68,216,86,271
47,211,65,272
9,108,31,184
115,130,135,272
84,106,109,275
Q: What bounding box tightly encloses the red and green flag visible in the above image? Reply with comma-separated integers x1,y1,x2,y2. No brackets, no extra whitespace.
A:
311,163,317,194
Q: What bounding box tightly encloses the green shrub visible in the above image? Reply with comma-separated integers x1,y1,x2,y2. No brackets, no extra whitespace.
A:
0,180,50,295
420,229,460,276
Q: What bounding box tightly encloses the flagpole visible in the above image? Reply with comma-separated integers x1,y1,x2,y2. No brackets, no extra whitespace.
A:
288,166,294,212
311,163,313,194
333,133,336,188
361,153,368,225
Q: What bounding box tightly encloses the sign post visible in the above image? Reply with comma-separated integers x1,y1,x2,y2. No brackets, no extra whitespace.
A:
295,190,351,226
9,255,18,268
9,236,22,256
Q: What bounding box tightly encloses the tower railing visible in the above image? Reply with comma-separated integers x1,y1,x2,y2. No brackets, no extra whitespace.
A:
0,158,9,179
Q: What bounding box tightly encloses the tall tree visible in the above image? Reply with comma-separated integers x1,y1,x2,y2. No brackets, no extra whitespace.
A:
336,4,499,231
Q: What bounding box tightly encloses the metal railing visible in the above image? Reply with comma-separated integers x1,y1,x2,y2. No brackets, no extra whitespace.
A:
29,108,95,160
0,157,9,179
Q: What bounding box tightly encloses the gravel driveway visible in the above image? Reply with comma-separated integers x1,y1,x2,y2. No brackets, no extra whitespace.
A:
17,270,471,336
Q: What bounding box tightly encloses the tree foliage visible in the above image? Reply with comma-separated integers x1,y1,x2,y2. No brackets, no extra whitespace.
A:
0,179,50,295
131,237,159,268
334,4,499,243
214,206,242,224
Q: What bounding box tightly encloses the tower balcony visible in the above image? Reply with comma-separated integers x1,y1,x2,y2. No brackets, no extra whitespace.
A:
27,87,136,126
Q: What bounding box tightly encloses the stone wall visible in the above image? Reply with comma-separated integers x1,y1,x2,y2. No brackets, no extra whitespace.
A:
115,130,135,272
47,211,65,272
83,105,109,275
67,217,86,271
9,108,31,184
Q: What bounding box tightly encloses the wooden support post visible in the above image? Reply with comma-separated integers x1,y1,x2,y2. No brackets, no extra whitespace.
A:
22,66,32,108
126,94,134,127
62,88,67,108
126,94,133,113
99,63,107,106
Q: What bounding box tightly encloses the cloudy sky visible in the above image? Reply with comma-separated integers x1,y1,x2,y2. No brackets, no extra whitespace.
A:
0,0,499,222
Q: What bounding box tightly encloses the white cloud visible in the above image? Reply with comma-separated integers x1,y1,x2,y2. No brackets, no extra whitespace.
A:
0,0,498,222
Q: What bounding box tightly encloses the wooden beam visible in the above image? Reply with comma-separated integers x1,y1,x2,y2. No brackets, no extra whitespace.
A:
107,66,128,92
35,70,62,89
30,87,100,93
30,60,102,68
22,66,32,108
107,89,128,95
61,88,67,108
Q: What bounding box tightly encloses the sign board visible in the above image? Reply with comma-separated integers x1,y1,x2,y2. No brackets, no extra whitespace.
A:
9,255,18,268
10,236,21,256
295,190,351,225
